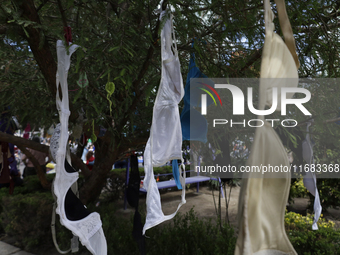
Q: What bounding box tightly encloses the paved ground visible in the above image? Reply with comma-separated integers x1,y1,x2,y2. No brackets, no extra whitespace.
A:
0,241,34,255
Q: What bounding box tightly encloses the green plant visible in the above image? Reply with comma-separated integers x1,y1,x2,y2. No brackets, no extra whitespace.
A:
289,178,309,203
285,211,340,254
146,208,236,255
0,192,54,250
313,179,340,209
88,203,237,255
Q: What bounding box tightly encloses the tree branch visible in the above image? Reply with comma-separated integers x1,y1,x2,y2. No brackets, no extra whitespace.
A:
17,0,57,95
240,47,263,73
57,0,68,27
116,0,168,131
296,21,340,33
0,131,91,178
36,0,49,13
18,145,51,189
87,76,109,102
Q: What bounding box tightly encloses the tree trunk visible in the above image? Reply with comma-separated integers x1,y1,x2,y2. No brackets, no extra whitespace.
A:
18,0,57,95
79,136,119,204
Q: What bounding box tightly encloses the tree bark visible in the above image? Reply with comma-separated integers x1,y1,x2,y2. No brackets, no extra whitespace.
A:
0,131,91,178
78,129,149,204
79,134,119,204
18,0,57,95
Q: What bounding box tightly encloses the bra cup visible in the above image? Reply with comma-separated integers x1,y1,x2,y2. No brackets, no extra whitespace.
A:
261,33,298,111
50,123,72,165
150,104,182,167
236,1,299,254
162,56,184,104
236,121,295,254
160,12,184,105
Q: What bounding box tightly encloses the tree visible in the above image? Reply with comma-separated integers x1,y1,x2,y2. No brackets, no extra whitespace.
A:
0,0,340,204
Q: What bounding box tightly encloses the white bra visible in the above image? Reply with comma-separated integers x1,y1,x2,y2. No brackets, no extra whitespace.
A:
142,10,186,234
52,40,107,255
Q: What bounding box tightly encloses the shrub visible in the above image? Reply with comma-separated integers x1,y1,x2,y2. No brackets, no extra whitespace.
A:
145,208,236,255
313,179,340,209
0,192,54,250
0,175,88,254
285,211,340,254
289,178,309,203
94,205,237,255
2,174,340,255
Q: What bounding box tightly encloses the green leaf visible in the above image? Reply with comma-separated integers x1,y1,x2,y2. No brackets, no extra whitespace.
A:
106,82,115,115
23,21,35,27
120,68,126,77
109,46,120,52
124,48,134,57
91,119,97,143
75,49,84,73
88,96,101,115
100,69,111,79
72,88,83,103
22,27,29,38
105,82,115,96
2,6,12,14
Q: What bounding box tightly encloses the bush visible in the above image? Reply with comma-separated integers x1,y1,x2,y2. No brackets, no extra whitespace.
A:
313,179,340,209
94,205,237,255
2,174,340,255
0,192,54,250
0,175,88,254
289,178,309,203
285,211,340,254
146,208,236,255
0,174,237,255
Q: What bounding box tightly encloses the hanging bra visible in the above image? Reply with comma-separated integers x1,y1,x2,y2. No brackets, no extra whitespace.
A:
142,10,186,234
235,0,299,254
302,121,322,230
52,40,107,255
180,41,214,143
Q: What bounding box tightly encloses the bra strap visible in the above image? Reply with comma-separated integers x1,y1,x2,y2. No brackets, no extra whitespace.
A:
264,0,300,69
274,0,300,69
264,0,274,34
170,13,178,58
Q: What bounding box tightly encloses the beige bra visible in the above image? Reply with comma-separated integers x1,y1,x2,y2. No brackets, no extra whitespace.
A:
235,0,299,254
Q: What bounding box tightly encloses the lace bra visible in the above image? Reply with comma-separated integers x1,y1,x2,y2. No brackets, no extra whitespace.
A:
52,40,107,255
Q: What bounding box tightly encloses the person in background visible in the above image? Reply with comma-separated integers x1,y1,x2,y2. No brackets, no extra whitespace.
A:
86,151,95,171
0,142,23,189
22,137,49,177
69,139,78,154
